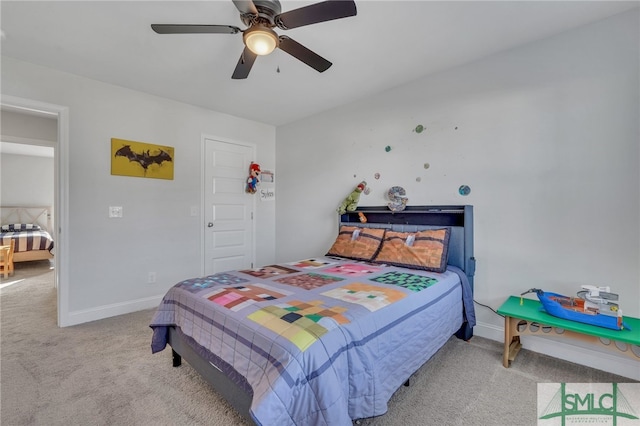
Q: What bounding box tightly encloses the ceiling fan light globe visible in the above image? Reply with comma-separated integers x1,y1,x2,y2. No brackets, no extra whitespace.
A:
244,27,278,56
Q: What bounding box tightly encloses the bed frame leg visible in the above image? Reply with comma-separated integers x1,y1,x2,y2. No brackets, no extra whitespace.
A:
455,322,473,341
404,378,410,387
172,349,182,367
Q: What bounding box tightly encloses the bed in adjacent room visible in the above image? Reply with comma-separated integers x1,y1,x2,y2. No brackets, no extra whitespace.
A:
150,205,476,425
0,206,55,263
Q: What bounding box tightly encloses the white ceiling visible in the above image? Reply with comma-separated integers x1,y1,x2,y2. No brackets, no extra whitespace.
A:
1,1,637,126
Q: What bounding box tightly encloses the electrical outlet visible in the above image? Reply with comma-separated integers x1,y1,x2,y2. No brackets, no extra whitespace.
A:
109,206,123,218
147,272,156,284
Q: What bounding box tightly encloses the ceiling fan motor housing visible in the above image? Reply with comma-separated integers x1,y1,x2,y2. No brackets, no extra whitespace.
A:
240,0,282,27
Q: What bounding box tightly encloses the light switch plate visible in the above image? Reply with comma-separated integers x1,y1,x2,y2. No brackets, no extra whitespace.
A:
109,206,123,218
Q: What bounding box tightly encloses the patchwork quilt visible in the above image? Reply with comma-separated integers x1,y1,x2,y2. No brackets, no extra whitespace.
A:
150,257,475,425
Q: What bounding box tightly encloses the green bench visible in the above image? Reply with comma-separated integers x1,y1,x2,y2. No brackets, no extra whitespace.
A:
497,296,640,367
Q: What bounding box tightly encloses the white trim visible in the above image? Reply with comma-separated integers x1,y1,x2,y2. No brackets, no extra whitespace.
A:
0,95,70,327
474,320,504,341
64,295,163,326
1,103,58,118
199,134,206,276
474,321,640,380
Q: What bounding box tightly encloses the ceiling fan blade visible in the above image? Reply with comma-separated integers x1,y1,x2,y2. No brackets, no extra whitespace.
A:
232,47,258,79
232,0,258,15
278,36,332,73
151,24,241,34
275,0,357,30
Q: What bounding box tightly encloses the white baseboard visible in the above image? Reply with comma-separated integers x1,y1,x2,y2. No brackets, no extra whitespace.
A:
474,322,640,381
62,295,164,326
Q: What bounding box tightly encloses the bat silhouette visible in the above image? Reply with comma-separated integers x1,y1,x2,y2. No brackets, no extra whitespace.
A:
114,145,173,173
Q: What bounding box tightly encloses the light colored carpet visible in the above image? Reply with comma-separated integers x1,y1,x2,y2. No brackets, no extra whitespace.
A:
1,261,634,425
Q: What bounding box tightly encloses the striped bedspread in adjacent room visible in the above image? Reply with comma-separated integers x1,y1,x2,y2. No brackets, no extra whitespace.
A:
1,229,55,252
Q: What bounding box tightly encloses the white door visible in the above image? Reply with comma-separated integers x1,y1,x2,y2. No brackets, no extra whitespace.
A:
204,138,255,275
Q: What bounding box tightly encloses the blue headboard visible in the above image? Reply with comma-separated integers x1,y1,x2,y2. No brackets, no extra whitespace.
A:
339,205,476,290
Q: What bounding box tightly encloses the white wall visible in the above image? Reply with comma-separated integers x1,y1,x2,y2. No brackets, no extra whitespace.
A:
1,109,57,144
1,110,57,226
0,153,54,207
1,56,276,324
276,10,639,378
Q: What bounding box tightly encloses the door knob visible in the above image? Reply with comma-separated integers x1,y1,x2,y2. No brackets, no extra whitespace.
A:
207,222,214,227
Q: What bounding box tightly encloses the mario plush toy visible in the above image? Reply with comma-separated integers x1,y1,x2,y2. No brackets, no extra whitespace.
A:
246,162,261,194
337,181,367,215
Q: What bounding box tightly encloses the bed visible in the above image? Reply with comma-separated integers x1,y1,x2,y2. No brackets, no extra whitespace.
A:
0,206,55,262
150,205,476,425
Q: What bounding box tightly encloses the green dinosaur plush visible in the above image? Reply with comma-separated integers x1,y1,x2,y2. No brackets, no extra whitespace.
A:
337,181,367,215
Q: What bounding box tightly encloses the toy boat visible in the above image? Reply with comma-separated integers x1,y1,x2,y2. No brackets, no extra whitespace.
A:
521,286,631,331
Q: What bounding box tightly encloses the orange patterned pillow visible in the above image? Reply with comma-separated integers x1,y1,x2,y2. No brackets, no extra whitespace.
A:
373,228,450,272
326,226,386,261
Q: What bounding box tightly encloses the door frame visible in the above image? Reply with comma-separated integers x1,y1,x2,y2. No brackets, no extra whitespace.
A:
1,94,70,327
200,134,257,276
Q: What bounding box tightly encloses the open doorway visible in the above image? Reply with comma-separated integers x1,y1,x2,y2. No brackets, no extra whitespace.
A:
0,95,69,327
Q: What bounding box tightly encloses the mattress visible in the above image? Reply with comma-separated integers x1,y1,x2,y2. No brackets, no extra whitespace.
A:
150,257,474,425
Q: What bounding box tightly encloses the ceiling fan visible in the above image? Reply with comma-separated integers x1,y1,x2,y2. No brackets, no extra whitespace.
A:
151,0,357,79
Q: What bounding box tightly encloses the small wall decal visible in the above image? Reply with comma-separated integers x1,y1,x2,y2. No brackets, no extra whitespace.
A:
385,145,392,152
374,173,381,180
259,187,275,202
414,125,425,134
424,163,430,169
458,185,471,196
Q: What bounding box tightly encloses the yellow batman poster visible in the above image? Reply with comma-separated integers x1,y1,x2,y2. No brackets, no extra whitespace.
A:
111,138,174,180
